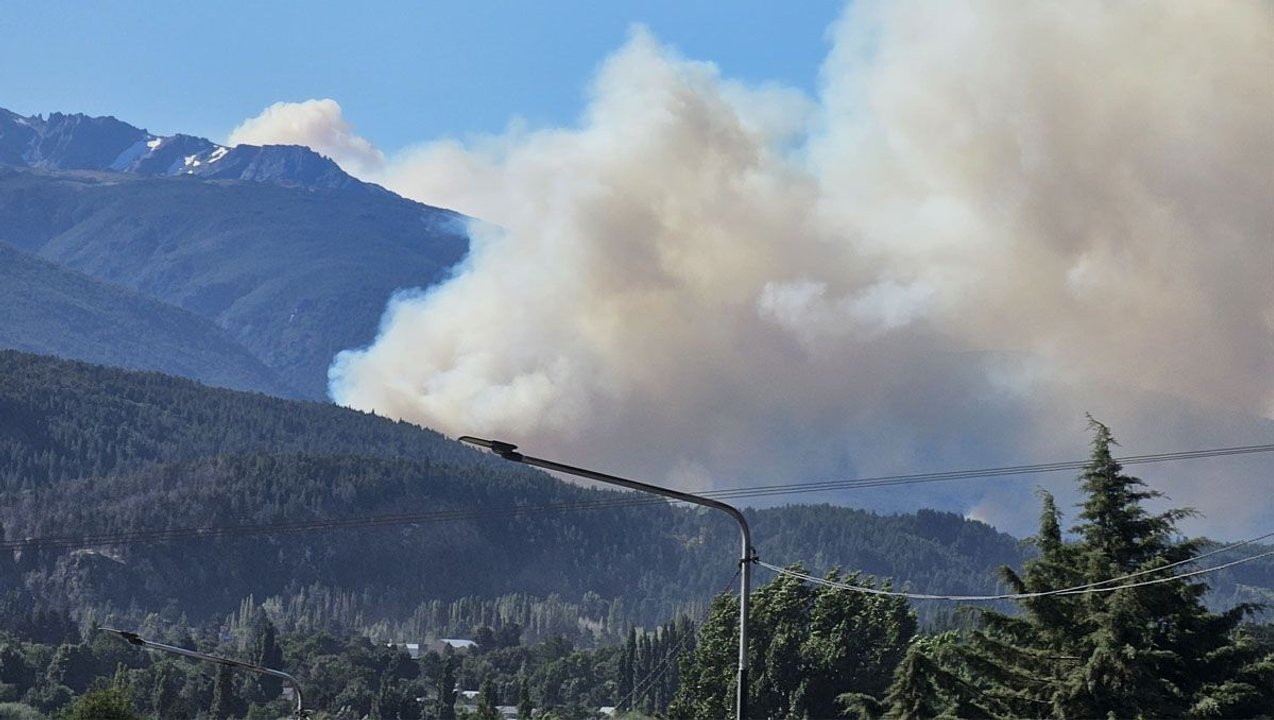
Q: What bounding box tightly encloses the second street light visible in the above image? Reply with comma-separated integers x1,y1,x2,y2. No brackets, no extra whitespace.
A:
100,627,305,718
459,436,758,720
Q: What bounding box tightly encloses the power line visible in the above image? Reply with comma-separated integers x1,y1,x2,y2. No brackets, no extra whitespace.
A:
701,443,1274,500
759,536,1274,602
4,442,1271,551
1060,530,1274,591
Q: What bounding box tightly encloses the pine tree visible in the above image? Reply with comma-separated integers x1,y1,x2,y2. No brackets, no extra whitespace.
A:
475,675,500,720
517,674,534,720
617,627,636,711
921,419,1274,718
1059,419,1258,716
211,664,237,720
636,632,654,713
436,652,457,720
151,661,186,720
0,522,14,584
248,615,284,702
0,644,36,699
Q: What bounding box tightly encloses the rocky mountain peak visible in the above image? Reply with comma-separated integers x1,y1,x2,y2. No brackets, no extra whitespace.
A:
0,107,374,193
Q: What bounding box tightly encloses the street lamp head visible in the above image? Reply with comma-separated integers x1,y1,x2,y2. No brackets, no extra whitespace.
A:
100,627,144,646
458,436,524,461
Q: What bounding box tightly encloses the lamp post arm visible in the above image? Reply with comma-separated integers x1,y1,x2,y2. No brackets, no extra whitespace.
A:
101,628,305,717
458,436,756,719
498,448,753,549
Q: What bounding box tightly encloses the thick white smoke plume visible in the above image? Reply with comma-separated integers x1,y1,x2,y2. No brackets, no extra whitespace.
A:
228,98,385,176
247,2,1274,536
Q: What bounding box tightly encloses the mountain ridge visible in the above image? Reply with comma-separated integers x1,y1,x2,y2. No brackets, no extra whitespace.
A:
0,107,382,194
0,349,1034,630
2,351,1269,635
0,103,471,399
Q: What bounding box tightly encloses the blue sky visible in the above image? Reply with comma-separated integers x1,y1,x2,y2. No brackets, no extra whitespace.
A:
1,1,844,151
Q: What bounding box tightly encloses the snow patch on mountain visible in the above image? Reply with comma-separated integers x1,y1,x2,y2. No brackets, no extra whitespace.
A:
0,107,377,194
109,139,152,171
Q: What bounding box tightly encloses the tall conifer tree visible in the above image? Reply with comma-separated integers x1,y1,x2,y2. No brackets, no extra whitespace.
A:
896,419,1274,718
436,652,457,720
210,664,236,720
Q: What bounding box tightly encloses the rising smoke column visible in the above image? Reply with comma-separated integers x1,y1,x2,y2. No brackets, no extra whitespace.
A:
306,2,1272,535
229,98,386,177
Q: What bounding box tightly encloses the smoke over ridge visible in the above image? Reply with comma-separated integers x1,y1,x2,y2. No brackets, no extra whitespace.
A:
240,2,1273,536
229,98,386,177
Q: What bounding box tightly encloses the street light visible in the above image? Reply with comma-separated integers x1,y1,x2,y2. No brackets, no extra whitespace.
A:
100,627,305,718
458,436,758,720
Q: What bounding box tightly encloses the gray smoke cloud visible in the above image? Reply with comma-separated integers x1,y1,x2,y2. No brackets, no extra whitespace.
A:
243,2,1274,537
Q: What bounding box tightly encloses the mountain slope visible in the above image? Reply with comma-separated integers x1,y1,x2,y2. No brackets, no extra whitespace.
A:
0,106,471,399
3,353,1268,633
0,166,468,399
0,243,295,396
0,351,1036,627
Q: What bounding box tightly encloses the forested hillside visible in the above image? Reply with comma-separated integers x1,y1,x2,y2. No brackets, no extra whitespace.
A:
0,351,1048,636
1,352,1272,718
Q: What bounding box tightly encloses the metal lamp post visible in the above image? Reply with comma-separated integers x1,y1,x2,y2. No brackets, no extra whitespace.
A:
458,436,757,720
101,627,305,718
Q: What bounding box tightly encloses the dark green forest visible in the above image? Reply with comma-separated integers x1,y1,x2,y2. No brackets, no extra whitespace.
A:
0,350,1042,629
3,352,1274,718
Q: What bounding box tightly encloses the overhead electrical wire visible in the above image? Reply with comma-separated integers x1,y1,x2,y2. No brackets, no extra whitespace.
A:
1052,529,1274,590
3,442,1271,552
701,443,1274,500
759,539,1274,602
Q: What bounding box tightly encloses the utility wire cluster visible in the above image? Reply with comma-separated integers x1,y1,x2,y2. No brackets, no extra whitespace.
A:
3,443,1271,552
760,530,1274,602
702,443,1274,500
